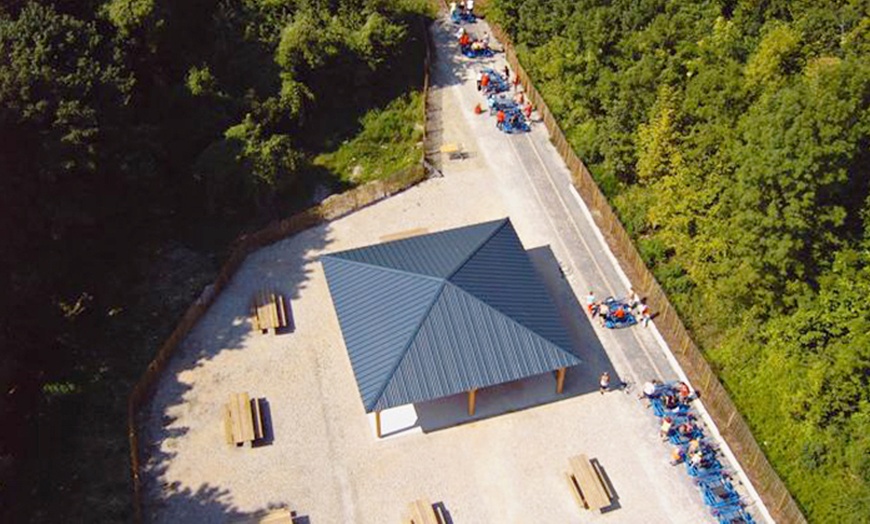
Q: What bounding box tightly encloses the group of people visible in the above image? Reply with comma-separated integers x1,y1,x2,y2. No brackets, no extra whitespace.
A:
449,0,474,18
644,380,719,472
482,69,533,125
456,26,490,54
645,379,691,402
585,288,651,327
642,379,692,404
495,107,526,131
670,436,714,468
645,387,751,519
476,68,499,94
660,414,698,440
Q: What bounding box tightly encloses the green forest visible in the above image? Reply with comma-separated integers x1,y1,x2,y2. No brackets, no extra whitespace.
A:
488,0,870,521
0,0,429,521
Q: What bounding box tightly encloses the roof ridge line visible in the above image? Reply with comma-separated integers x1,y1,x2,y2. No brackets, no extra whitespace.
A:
445,218,510,281
449,283,582,363
367,279,448,412
321,255,445,284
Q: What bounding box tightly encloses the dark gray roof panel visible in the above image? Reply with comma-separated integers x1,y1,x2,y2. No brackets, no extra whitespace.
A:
321,257,444,410
326,219,506,278
321,218,583,413
449,223,575,351
374,284,581,410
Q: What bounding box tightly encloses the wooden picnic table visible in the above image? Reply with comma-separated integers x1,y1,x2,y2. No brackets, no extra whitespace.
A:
252,290,288,334
566,454,612,512
224,392,264,447
404,499,440,524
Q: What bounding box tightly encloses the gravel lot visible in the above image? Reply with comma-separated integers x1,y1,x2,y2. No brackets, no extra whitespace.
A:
139,15,721,524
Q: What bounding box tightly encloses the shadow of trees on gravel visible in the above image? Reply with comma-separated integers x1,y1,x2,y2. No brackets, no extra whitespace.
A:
149,482,310,523
139,224,332,523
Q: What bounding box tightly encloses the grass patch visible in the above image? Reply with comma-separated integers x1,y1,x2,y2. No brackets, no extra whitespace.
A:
312,92,424,185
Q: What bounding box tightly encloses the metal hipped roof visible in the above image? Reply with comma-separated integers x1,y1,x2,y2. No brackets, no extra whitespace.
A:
322,218,581,412
326,219,506,278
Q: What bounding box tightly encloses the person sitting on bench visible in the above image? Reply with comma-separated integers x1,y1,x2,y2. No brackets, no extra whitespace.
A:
487,94,497,115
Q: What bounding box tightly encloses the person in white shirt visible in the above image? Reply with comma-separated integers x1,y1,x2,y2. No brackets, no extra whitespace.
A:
628,287,641,312
599,372,611,394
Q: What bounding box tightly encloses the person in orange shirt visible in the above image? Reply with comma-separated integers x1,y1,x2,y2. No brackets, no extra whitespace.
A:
481,73,490,90
496,109,505,129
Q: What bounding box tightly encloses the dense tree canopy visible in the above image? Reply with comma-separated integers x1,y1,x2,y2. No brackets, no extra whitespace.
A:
0,0,428,521
491,0,870,521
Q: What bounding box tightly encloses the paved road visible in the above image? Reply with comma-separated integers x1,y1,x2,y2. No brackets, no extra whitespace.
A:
430,17,677,391
430,14,769,523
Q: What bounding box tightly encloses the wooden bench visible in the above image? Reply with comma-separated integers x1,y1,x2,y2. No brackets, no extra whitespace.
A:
231,507,293,524
224,392,265,447
566,454,613,512
251,290,288,334
403,499,441,524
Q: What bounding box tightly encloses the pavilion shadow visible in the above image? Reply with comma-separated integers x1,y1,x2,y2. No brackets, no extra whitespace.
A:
526,245,621,389
414,245,621,433
415,370,582,433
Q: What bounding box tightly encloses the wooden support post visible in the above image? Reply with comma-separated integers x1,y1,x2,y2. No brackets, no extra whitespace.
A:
556,367,567,394
468,388,478,416
375,411,382,438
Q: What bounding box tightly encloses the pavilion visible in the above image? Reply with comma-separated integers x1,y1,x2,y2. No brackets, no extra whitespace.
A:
321,218,582,437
